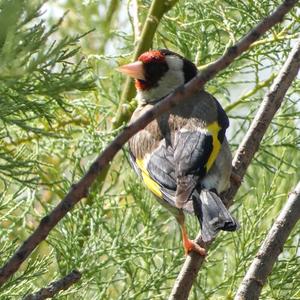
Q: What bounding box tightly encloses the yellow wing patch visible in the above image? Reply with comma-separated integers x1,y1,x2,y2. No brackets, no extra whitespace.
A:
206,121,222,171
136,158,162,198
134,121,222,196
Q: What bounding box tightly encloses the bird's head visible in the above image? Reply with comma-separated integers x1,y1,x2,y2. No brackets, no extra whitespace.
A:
117,49,198,103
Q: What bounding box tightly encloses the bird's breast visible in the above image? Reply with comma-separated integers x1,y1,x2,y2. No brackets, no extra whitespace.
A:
129,105,163,158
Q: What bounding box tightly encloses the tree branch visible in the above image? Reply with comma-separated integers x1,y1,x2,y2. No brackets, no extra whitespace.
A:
225,35,300,205
22,270,81,300
168,32,300,300
234,182,300,300
99,0,119,54
130,0,141,43
0,0,297,288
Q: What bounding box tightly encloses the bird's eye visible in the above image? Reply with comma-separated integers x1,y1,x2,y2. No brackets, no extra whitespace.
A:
145,61,168,79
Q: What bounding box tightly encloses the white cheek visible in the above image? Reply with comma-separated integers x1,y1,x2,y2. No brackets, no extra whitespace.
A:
137,56,185,102
165,55,184,71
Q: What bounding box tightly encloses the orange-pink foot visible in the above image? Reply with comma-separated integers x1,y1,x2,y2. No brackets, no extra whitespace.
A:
183,238,206,256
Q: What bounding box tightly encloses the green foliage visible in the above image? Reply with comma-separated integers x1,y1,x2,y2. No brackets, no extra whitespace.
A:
0,0,299,299
0,0,95,186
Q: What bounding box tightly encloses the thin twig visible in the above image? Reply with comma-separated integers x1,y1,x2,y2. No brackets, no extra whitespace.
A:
22,270,81,300
168,34,300,300
0,0,297,288
224,72,276,112
234,182,300,300
131,0,141,43
99,0,119,54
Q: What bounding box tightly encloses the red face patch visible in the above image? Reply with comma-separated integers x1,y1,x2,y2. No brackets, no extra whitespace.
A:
135,50,168,90
135,80,148,90
138,50,165,64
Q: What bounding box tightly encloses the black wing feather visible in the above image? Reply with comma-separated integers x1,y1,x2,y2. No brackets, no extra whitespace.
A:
147,143,176,190
174,131,213,178
129,130,214,211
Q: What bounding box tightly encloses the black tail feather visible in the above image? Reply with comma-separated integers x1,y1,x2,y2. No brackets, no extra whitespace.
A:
192,189,239,242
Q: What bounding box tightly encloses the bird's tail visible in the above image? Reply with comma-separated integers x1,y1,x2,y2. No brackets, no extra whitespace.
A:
192,189,239,243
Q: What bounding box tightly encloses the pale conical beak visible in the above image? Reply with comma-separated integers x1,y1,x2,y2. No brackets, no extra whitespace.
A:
116,61,145,80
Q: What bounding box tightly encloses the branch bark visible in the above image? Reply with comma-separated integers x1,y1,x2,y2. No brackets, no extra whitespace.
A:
234,182,300,300
22,270,81,300
168,31,300,300
0,0,297,288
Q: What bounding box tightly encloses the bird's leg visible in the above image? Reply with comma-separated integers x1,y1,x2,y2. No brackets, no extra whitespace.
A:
177,211,206,256
181,224,206,256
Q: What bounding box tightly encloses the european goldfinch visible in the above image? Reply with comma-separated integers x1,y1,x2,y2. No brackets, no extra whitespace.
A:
118,49,238,255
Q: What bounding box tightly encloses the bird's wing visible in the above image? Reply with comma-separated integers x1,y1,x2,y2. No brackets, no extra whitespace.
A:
128,95,229,212
173,128,215,208
128,124,220,212
128,124,222,212
174,96,229,208
128,144,182,211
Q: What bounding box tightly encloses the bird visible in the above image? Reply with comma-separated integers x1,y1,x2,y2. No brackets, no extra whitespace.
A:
117,49,238,255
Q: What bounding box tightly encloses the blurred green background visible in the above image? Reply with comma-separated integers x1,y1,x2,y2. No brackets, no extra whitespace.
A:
0,0,299,299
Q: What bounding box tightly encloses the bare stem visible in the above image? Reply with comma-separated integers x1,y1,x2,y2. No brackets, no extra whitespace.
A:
234,182,300,300
22,270,81,300
131,0,141,42
0,0,297,288
99,0,119,54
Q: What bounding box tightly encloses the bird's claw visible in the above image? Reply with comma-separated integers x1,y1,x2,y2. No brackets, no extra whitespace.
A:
183,238,206,256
